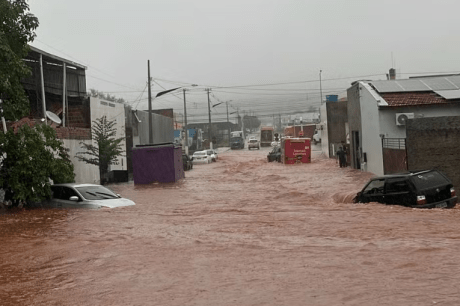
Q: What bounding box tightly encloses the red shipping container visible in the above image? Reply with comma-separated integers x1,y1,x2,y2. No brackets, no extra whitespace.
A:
282,138,311,164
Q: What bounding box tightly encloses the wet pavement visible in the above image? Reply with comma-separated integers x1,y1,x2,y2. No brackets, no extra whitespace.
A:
2,145,460,305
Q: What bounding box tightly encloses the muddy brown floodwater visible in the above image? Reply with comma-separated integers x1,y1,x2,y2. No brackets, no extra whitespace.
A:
3,146,460,305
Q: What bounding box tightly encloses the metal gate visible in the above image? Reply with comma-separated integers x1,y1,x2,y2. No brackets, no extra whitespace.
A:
382,138,407,174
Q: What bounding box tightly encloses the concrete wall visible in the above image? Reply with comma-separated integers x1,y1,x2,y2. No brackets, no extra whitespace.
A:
326,101,348,158
347,83,362,170
136,110,174,145
347,82,384,175
320,103,329,157
406,116,460,189
379,104,460,139
62,138,100,184
360,83,385,175
90,97,127,172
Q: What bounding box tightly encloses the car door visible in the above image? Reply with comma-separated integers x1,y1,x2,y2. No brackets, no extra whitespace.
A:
384,178,414,206
359,179,386,203
49,186,83,208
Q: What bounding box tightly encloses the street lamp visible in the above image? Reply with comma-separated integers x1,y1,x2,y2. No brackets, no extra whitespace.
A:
182,84,197,155
146,83,197,149
148,86,181,144
319,69,323,105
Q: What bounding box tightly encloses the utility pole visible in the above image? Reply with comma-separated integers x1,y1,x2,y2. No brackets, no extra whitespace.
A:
319,69,323,124
226,102,230,146
147,60,153,144
39,54,47,124
319,70,323,105
279,113,282,133
183,89,189,155
206,88,212,149
241,110,245,139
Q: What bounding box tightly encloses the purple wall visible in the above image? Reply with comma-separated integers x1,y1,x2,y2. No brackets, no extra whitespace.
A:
132,144,184,184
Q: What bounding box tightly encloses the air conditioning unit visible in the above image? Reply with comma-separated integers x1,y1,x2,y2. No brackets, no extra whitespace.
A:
396,113,414,126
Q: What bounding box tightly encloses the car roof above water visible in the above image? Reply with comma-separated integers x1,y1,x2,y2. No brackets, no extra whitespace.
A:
52,183,101,188
370,170,440,180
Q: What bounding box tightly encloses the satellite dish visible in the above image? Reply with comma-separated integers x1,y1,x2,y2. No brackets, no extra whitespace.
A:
46,111,62,125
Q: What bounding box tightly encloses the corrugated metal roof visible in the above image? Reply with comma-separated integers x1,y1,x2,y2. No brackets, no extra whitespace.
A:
28,45,87,70
372,75,460,93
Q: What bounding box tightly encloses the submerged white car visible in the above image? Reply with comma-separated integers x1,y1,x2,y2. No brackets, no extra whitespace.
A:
192,150,213,164
37,183,135,209
206,149,218,162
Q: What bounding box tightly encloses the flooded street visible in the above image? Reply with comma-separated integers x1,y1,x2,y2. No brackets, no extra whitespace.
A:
3,146,460,305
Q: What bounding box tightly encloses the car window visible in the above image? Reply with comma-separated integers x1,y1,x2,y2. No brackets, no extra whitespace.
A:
51,186,63,199
76,186,119,200
52,186,80,200
363,179,385,194
385,179,410,193
411,171,450,189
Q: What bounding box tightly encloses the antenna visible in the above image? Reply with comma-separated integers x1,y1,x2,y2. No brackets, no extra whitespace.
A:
46,111,62,125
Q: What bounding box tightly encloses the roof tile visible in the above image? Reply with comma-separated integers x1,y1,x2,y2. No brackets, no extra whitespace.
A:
380,92,449,107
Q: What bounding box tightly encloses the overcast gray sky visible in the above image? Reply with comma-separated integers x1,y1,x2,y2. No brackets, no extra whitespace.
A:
29,0,460,123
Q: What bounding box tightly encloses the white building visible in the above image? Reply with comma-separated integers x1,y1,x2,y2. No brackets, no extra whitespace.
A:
90,97,127,173
347,74,460,175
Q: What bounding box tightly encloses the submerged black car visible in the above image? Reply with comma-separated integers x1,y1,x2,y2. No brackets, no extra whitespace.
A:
267,146,281,163
354,170,457,208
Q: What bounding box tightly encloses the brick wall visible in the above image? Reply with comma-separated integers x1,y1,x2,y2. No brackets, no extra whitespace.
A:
55,127,91,140
67,105,90,128
406,116,460,189
326,101,348,143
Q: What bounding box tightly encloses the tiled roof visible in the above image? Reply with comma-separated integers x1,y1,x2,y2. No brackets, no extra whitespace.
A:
8,117,37,132
380,92,451,107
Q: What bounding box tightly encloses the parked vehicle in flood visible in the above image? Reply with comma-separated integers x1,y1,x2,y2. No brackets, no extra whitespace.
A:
182,154,193,171
354,170,457,208
260,126,274,147
248,139,260,150
206,149,218,162
35,184,135,209
267,146,282,163
192,150,213,164
230,131,245,149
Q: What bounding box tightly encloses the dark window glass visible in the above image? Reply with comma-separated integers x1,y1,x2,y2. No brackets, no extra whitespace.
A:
363,179,385,194
51,186,62,199
386,179,410,193
53,186,79,200
411,171,450,190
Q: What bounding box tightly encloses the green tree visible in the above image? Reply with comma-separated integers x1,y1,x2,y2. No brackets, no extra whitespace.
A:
76,116,124,185
88,89,126,104
0,0,39,120
0,124,75,205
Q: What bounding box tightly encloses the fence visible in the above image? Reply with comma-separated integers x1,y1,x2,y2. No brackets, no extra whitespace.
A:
382,138,407,174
